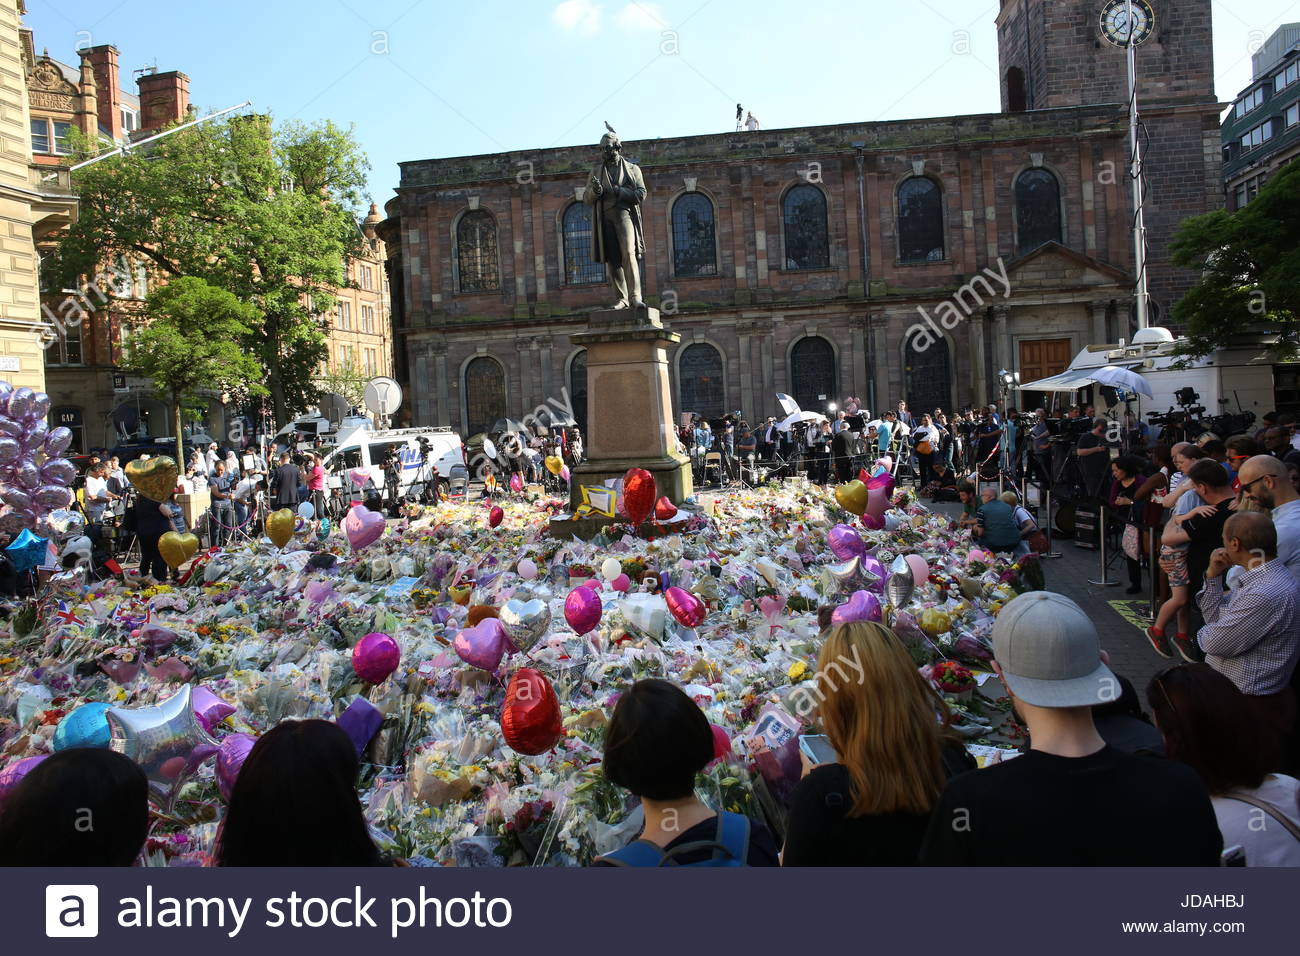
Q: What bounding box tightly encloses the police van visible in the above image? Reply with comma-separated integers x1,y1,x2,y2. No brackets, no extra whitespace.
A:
321,424,466,501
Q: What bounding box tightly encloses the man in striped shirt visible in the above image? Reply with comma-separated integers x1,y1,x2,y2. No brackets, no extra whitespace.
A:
1197,512,1300,767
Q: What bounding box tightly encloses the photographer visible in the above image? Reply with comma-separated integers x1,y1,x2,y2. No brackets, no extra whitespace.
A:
1076,418,1112,500
382,447,402,511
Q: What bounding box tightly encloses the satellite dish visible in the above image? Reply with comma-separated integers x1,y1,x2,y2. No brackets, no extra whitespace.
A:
319,393,349,424
483,438,498,460
363,377,403,417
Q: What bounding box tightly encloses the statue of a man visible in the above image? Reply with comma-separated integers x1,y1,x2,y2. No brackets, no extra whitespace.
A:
582,130,646,309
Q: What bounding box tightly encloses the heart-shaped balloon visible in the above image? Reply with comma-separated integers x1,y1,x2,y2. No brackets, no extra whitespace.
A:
44,426,73,458
125,455,178,503
453,617,509,671
866,486,890,519
664,585,706,628
40,458,76,488
827,523,866,560
216,732,256,801
33,484,73,511
834,480,869,516
158,531,198,570
545,455,564,476
488,505,504,528
263,508,295,549
831,589,883,626
344,504,385,550
352,631,401,683
885,555,916,608
654,495,678,521
759,594,785,622
499,598,552,652
501,668,563,755
623,468,656,526
564,585,602,635
191,686,235,734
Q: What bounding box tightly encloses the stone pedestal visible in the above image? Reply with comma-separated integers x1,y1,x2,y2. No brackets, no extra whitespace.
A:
567,305,693,514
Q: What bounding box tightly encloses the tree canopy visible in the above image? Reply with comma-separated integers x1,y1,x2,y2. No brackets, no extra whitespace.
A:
49,114,371,423
1171,160,1300,357
122,276,266,465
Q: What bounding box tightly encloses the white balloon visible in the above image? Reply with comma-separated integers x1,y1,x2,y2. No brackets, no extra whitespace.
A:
600,557,623,581
297,501,315,520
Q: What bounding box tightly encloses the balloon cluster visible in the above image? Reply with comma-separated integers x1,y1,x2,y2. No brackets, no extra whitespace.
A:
0,382,75,536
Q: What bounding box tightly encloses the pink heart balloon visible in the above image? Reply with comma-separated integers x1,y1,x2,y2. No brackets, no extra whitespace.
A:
867,471,895,494
861,512,885,531
831,589,882,626
664,586,706,628
866,486,889,519
352,631,401,683
827,523,866,561
453,617,508,671
344,504,385,550
564,585,602,635
349,468,370,488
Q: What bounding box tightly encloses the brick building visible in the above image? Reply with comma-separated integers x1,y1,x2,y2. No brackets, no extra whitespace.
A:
1222,23,1300,211
380,0,1223,435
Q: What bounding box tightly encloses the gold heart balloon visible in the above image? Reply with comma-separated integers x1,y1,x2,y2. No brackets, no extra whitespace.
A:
833,480,869,517
265,508,296,549
125,456,178,502
158,532,199,570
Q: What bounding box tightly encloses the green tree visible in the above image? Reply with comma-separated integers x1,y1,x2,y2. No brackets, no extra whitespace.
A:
317,356,368,414
1170,161,1300,357
49,115,370,423
122,277,266,466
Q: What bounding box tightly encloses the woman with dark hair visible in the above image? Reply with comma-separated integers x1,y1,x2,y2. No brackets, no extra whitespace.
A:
1108,454,1149,594
216,720,386,866
782,622,974,865
595,679,777,866
0,749,148,865
1147,664,1300,866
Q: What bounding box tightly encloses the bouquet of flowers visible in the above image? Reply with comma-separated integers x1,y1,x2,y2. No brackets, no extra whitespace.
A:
931,660,976,696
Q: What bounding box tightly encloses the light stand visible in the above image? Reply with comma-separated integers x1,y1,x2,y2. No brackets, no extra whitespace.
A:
1126,0,1150,331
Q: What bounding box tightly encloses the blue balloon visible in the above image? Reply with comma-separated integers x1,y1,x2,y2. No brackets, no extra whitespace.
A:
53,702,113,751
4,526,48,574
316,517,331,540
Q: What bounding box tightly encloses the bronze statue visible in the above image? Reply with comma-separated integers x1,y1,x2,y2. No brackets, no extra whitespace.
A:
582,127,646,309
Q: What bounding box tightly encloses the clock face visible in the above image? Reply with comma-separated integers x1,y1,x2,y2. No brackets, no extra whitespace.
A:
1100,0,1155,47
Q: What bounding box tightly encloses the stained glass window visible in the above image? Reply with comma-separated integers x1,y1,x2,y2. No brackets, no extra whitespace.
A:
782,185,829,270
457,210,500,293
1015,168,1063,254
671,193,718,277
562,203,604,285
678,343,724,418
898,177,945,263
464,356,506,436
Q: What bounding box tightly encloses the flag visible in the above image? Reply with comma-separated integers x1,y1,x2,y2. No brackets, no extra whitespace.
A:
54,600,86,627
775,393,801,417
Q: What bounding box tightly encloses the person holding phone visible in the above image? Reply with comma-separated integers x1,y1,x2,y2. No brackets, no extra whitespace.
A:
781,621,974,866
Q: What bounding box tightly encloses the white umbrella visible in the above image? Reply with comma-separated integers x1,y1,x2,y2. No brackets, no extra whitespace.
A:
777,410,827,432
1089,365,1153,398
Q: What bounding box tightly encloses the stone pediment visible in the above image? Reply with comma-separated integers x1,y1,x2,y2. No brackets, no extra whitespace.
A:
1001,241,1128,290
30,58,77,94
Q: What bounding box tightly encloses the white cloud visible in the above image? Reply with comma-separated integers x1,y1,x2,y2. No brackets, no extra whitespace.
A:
615,2,667,32
553,0,604,36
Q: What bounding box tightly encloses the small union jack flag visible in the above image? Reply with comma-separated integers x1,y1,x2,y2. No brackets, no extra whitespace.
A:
54,600,86,627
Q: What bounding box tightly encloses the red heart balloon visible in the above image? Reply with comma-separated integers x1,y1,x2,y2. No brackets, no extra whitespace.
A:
622,468,656,526
488,505,504,528
654,495,678,521
664,586,707,628
501,668,563,755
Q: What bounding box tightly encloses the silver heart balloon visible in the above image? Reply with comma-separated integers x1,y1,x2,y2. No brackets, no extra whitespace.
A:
46,508,85,536
106,685,218,812
824,556,867,596
498,598,552,653
885,555,915,608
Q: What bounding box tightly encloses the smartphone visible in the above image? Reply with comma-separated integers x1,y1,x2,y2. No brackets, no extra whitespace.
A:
798,734,839,766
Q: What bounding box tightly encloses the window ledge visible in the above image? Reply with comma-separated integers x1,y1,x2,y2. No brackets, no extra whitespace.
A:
775,266,837,275
893,259,953,268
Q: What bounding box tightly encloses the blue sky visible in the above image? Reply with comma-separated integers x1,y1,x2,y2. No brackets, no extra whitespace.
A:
24,0,1298,206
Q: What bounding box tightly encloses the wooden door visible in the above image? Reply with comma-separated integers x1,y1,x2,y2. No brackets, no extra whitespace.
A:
1018,338,1072,410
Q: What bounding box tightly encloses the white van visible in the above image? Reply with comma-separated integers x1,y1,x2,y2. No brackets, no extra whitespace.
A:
322,425,466,501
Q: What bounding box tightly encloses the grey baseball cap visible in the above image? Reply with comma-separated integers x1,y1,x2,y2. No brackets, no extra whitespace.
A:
992,591,1115,708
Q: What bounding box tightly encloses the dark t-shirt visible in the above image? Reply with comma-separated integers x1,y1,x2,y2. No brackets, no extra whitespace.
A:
783,743,976,866
271,464,301,505
920,746,1223,865
591,813,779,867
1181,499,1233,592
1076,432,1109,496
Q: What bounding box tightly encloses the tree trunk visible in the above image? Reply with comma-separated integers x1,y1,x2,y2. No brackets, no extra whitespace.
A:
270,376,287,431
173,396,185,471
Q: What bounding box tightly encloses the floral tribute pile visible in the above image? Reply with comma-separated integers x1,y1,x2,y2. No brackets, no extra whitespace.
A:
0,475,1041,866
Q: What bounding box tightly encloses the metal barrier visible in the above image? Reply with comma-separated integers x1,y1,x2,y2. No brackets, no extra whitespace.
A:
1087,504,1120,587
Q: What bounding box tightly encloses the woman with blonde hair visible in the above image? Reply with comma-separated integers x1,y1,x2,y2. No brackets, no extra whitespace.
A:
782,621,974,865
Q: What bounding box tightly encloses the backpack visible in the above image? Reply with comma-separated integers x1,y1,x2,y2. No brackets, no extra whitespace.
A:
597,811,750,867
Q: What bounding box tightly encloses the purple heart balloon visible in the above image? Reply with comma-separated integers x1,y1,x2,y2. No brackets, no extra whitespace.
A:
352,631,400,683
191,686,235,734
44,426,73,458
453,617,508,671
860,555,886,593
827,523,866,561
15,461,40,491
7,387,33,420
20,421,48,451
0,418,20,440
831,589,883,626
33,484,73,511
0,438,19,464
216,733,256,801
1,488,32,512
337,697,383,757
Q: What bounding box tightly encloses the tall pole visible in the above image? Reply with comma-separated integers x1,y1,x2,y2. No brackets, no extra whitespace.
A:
1126,0,1150,330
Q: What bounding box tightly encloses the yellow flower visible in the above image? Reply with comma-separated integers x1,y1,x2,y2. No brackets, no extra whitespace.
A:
788,660,809,682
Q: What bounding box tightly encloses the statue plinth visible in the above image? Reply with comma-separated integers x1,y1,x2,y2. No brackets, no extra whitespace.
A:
567,305,693,517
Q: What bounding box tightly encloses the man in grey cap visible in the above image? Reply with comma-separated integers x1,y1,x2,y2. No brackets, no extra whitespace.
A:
921,591,1223,864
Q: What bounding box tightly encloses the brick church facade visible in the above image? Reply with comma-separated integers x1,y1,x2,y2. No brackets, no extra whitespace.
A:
380,0,1223,437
